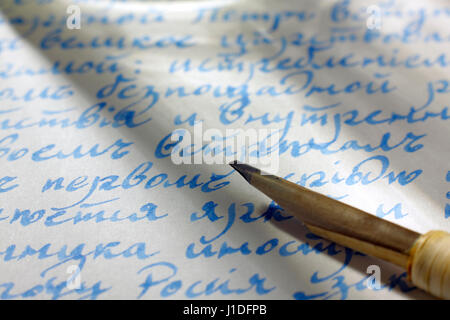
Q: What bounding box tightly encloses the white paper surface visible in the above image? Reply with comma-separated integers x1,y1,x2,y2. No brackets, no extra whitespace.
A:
0,0,449,299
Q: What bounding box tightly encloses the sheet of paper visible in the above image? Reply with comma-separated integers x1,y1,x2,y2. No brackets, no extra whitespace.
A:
0,0,449,299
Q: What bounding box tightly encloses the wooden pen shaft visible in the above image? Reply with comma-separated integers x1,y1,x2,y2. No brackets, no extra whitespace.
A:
230,162,450,299
249,172,420,254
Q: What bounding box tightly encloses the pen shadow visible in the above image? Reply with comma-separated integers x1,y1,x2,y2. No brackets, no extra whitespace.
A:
1,0,446,224
0,0,239,197
268,214,435,299
0,0,446,300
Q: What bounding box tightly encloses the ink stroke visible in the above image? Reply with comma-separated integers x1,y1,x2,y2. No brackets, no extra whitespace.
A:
0,0,448,299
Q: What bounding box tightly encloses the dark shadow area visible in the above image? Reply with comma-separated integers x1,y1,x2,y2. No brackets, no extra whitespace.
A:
0,0,445,299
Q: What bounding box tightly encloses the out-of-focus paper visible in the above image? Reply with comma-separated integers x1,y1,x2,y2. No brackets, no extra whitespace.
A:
0,0,449,299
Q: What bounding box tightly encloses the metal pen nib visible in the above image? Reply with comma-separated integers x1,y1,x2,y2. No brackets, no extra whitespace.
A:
229,161,420,268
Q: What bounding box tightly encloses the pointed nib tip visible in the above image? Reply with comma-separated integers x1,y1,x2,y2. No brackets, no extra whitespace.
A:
229,161,260,183
229,160,240,171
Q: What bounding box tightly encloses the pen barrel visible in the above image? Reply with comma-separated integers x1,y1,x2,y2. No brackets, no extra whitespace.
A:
407,231,450,299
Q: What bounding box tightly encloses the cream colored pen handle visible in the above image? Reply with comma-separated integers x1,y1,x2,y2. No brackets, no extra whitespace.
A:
408,231,450,299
